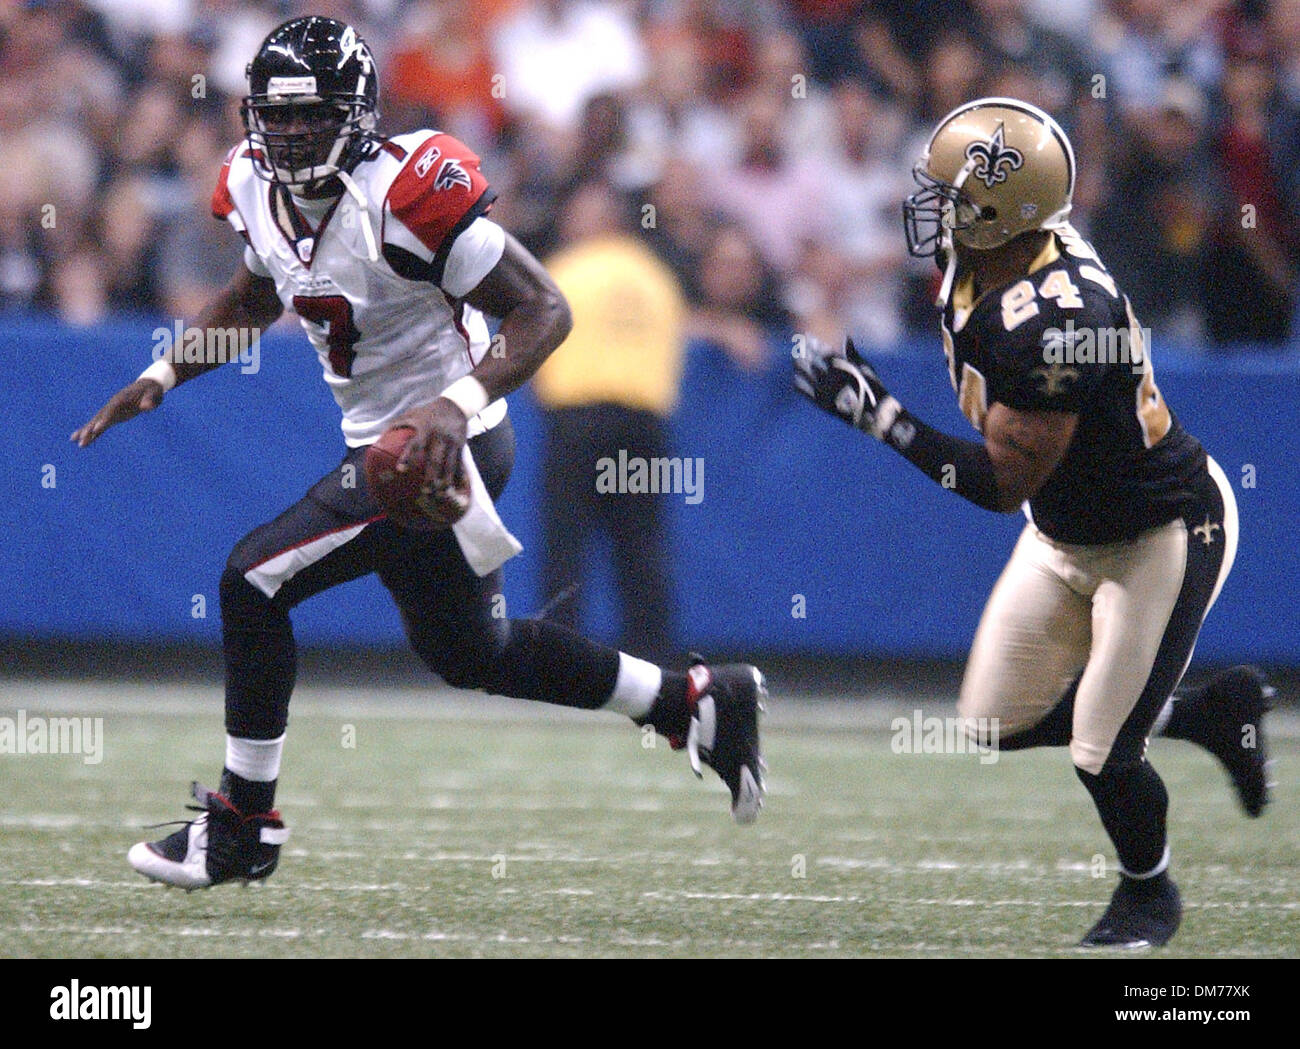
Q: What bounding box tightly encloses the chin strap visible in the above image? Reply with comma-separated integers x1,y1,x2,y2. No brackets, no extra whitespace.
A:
934,158,977,309
337,168,379,261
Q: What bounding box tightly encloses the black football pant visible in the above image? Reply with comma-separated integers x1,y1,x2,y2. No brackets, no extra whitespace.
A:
221,419,621,740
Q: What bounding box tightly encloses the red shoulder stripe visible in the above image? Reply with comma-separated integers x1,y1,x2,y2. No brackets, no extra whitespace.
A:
385,132,492,256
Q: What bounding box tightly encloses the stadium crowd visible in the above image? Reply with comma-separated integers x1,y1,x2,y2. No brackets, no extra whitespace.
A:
2,0,1298,354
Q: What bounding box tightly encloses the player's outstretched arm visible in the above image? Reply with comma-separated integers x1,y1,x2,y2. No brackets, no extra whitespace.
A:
71,263,282,447
794,339,1076,511
395,233,572,490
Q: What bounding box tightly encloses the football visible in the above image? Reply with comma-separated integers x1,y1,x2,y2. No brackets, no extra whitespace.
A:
364,424,471,531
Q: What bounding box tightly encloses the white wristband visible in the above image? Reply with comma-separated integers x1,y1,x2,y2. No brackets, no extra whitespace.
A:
440,375,489,420
138,358,177,393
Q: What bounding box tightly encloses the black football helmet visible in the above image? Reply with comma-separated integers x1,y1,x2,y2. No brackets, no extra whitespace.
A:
241,17,379,193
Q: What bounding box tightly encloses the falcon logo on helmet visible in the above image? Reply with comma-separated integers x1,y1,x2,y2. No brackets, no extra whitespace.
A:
241,16,379,194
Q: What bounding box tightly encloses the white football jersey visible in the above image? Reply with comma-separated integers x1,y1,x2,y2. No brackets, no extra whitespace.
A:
214,130,508,446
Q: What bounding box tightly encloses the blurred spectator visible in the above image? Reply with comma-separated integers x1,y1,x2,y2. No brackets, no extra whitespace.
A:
1093,79,1223,339
628,16,743,170
1266,0,1300,220
201,1,279,100
700,89,827,275
749,27,838,161
1025,0,1099,44
158,119,244,319
689,224,793,370
799,81,911,350
784,0,864,84
642,160,718,299
385,0,507,145
492,0,647,139
918,29,986,125
48,241,108,326
490,91,652,259
1202,43,1300,343
972,0,1096,116
96,177,164,316
534,180,686,661
1092,0,1227,117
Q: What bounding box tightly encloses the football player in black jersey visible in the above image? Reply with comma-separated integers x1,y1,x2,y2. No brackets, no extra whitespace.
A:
796,98,1271,948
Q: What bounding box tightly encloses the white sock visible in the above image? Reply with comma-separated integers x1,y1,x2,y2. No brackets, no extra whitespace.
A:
225,734,286,782
603,653,663,719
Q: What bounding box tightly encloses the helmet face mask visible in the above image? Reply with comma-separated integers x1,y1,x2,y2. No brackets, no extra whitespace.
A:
241,17,378,194
903,163,982,258
902,97,1075,258
243,97,372,192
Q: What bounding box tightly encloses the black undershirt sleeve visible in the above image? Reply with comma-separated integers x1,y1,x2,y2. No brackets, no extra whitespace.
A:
880,408,1004,512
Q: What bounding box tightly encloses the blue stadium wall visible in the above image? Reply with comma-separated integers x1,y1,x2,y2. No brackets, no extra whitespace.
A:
5,318,1297,664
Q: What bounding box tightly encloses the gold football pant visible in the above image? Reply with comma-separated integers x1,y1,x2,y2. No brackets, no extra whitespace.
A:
958,457,1238,775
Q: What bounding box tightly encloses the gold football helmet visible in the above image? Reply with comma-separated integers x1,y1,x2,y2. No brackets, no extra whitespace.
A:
903,97,1076,257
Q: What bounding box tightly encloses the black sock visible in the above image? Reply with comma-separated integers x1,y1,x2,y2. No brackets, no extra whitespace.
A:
1076,760,1169,876
1119,869,1173,899
219,768,277,815
639,671,690,740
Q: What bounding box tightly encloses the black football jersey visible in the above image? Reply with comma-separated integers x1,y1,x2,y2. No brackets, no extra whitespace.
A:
939,224,1206,544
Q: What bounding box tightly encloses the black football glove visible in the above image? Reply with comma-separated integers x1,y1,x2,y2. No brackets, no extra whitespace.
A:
793,337,902,441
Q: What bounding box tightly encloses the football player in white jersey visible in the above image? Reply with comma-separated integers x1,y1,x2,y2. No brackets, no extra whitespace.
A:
73,16,764,890
796,98,1271,948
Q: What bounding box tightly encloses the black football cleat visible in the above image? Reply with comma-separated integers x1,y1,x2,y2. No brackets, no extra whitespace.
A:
1204,666,1274,817
684,661,766,824
1173,666,1275,817
128,782,289,890
1080,874,1182,949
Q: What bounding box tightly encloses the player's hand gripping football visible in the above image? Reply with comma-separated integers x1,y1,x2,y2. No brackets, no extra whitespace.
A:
793,337,897,440
393,396,470,515
70,378,166,447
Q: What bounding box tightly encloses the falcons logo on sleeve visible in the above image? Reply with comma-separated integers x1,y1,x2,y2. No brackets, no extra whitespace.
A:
434,159,473,192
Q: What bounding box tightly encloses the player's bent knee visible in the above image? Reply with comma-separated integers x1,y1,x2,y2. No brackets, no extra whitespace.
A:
957,691,1039,738
220,563,268,614
408,627,507,692
956,689,993,724
1070,738,1111,777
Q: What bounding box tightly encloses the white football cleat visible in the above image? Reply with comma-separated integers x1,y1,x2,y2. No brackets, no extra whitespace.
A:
129,782,289,890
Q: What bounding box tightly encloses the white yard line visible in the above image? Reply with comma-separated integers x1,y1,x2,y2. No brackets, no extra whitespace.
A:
13,680,1294,735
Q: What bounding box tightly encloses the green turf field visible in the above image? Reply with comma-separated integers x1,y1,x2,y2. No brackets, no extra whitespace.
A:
1,681,1295,958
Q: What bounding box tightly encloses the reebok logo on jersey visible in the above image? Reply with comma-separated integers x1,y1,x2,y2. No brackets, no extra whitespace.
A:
434,158,472,192
414,145,441,179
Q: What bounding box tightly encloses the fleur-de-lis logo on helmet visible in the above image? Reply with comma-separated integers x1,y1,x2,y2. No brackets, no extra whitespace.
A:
965,123,1024,188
